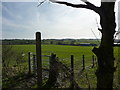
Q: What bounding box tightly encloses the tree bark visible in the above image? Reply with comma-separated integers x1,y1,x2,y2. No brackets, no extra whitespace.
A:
92,2,116,89
48,0,117,89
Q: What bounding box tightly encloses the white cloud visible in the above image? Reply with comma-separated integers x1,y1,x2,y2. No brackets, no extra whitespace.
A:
2,4,23,20
3,17,31,30
0,2,2,39
3,1,120,39
36,8,101,39
2,0,38,2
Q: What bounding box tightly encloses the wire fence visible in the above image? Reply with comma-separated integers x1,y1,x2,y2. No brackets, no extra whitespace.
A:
25,52,98,88
2,49,119,89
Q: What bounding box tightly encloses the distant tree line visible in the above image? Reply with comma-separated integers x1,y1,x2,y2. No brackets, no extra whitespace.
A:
2,39,36,45
2,39,100,45
2,39,120,46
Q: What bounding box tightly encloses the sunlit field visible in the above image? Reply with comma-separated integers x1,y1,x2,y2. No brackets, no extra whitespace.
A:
3,44,119,88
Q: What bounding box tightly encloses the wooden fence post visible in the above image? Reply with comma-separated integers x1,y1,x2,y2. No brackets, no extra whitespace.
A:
92,55,95,68
36,32,42,88
48,53,58,87
71,55,74,89
82,55,85,70
28,52,31,75
33,54,36,73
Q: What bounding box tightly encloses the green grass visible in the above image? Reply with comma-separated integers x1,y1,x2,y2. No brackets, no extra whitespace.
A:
4,45,119,88
11,44,119,72
12,44,118,67
12,45,95,69
12,45,94,61
12,44,118,60
12,44,94,56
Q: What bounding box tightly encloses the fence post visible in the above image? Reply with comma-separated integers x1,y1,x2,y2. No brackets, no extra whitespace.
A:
33,54,36,73
82,55,85,70
71,55,74,89
48,53,58,87
28,52,31,75
36,32,42,88
92,55,94,68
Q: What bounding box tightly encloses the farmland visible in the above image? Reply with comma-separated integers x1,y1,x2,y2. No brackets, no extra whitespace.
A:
12,44,118,62
2,44,119,88
12,44,119,72
13,45,94,59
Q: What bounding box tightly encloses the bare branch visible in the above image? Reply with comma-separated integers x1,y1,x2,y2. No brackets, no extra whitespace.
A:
91,29,100,43
81,0,95,6
114,27,120,39
95,18,103,33
98,28,102,32
37,0,46,7
80,0,101,14
50,0,101,14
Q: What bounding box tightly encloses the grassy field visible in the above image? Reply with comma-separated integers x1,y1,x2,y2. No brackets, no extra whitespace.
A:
3,44,119,88
12,44,118,64
12,45,96,67
11,44,119,70
13,44,94,56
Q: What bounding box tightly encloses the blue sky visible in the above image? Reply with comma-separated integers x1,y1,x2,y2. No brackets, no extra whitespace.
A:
1,0,120,39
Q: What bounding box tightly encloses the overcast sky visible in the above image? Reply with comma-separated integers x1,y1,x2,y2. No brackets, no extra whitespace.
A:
1,0,120,39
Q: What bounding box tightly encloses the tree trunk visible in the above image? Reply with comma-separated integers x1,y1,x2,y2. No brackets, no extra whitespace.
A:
92,2,116,89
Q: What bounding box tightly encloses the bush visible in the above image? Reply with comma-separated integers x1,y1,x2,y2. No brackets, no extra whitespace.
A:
2,45,26,80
